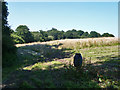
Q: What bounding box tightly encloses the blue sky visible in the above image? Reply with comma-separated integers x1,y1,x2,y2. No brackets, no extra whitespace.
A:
7,2,118,37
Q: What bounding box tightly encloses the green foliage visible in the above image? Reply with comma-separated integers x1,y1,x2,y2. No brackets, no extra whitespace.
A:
47,28,64,40
89,31,101,38
2,2,9,35
102,33,115,37
78,30,84,36
64,29,83,39
15,25,34,43
16,27,115,43
81,32,89,38
39,30,48,41
31,31,41,42
2,2,16,67
2,50,17,67
47,36,54,41
65,30,75,39
11,33,25,44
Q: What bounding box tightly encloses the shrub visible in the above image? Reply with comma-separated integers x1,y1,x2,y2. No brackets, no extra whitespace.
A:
47,36,54,41
11,33,25,44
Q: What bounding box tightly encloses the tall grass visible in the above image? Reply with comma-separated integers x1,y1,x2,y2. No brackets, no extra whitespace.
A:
60,37,119,49
16,37,119,50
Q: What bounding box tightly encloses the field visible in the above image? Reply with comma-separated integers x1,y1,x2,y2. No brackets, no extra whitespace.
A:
2,37,120,88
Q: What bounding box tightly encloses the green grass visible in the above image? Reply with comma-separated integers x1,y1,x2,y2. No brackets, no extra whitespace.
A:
2,40,120,88
19,81,35,88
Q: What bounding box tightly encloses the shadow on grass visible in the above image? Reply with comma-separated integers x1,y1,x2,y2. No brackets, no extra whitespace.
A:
3,54,120,88
52,43,63,48
3,44,120,88
91,54,120,81
16,43,73,67
3,63,100,88
2,43,73,85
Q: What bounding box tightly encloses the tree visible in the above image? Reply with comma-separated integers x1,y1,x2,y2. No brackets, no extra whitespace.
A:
78,30,84,36
102,33,114,37
16,25,34,43
58,30,65,39
39,30,48,41
89,31,101,38
71,29,79,38
108,34,114,37
81,32,89,38
64,30,74,39
31,31,41,42
2,2,16,67
64,29,83,39
47,28,62,40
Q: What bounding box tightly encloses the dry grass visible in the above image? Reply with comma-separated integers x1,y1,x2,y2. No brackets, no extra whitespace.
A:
16,37,119,49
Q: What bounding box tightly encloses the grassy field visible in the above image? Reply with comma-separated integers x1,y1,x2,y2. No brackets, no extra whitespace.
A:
2,37,120,88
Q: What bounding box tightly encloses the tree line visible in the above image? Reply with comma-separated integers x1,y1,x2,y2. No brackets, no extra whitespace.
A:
11,25,115,44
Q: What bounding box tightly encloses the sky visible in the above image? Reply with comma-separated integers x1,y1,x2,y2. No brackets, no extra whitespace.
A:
7,2,118,37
